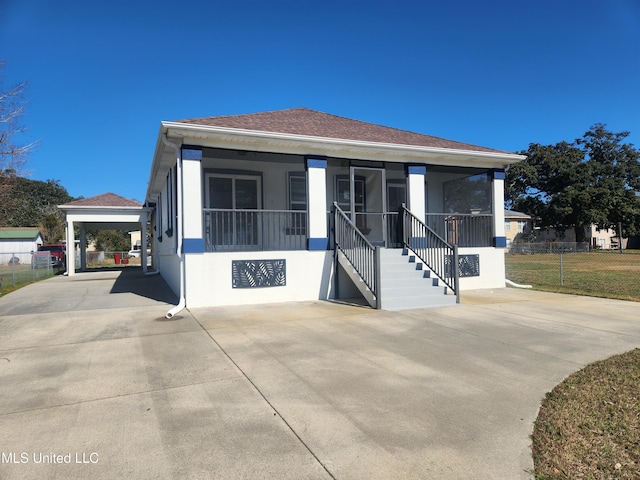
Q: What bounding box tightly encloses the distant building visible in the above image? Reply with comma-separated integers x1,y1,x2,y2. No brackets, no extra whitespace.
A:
504,210,533,248
0,228,44,264
535,224,626,250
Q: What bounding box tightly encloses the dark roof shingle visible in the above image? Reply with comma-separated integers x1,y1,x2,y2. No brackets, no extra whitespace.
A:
175,108,509,154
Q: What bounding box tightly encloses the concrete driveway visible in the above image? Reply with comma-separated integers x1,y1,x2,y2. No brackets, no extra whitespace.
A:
1,269,639,479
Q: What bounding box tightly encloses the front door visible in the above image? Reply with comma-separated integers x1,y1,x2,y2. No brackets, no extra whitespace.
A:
206,174,261,249
350,167,386,246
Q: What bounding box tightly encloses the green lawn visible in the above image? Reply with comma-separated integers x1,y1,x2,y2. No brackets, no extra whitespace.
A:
0,263,57,297
505,251,640,302
532,349,640,479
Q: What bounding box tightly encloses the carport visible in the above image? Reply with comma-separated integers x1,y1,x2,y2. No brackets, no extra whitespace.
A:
59,192,151,275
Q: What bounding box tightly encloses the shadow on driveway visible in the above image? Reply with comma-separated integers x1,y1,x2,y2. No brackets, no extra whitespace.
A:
109,268,178,304
0,267,178,316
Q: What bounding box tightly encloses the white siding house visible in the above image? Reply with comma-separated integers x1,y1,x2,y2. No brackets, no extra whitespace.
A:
0,228,44,265
145,108,525,312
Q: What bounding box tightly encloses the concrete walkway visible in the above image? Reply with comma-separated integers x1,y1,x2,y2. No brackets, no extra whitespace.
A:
1,269,639,479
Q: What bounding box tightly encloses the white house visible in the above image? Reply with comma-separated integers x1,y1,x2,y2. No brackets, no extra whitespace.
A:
0,228,44,265
145,108,525,315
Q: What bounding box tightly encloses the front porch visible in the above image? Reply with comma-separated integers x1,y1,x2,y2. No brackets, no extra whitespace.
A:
155,147,507,308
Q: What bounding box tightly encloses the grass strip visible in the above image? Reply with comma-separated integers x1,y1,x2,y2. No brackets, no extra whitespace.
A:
532,349,640,479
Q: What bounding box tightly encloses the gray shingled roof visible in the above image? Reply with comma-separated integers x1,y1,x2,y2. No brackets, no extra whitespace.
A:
175,108,509,154
60,193,142,208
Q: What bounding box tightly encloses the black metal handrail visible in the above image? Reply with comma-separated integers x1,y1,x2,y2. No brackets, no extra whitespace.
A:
333,202,378,302
425,213,493,247
203,209,307,252
401,205,460,302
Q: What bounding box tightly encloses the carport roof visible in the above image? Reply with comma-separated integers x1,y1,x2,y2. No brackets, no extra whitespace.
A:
60,192,142,208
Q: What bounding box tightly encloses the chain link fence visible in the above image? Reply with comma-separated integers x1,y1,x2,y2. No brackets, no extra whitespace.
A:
0,251,61,293
506,243,640,302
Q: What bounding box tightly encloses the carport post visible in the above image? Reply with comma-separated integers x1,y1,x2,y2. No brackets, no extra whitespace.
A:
140,212,148,273
65,219,76,276
79,227,87,271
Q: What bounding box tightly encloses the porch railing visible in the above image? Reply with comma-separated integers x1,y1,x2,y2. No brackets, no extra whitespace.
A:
333,202,378,305
203,209,307,252
402,206,460,302
425,213,493,247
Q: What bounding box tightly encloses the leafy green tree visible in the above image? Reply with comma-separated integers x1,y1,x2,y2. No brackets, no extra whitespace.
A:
40,212,65,243
506,125,640,242
93,230,130,253
0,176,74,227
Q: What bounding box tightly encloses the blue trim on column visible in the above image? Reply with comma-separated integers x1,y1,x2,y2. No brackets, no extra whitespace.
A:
308,237,328,250
493,236,507,248
492,169,506,180
407,165,427,175
305,157,327,169
182,146,203,161
183,238,205,253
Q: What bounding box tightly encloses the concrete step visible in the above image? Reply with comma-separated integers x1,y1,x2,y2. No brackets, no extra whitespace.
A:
377,248,454,310
381,294,457,311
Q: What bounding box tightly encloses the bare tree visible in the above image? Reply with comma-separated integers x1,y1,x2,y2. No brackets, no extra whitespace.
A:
1,61,38,177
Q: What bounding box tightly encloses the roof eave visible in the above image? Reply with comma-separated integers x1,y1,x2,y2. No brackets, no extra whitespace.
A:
164,121,525,164
146,121,526,200
58,205,149,211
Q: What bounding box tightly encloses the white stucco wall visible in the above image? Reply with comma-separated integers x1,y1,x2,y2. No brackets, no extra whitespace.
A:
458,247,506,290
184,250,334,308
158,252,181,297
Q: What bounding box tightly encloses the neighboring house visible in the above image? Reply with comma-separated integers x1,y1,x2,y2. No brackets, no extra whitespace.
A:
144,108,525,312
534,224,627,250
129,231,142,252
504,210,534,248
0,228,44,265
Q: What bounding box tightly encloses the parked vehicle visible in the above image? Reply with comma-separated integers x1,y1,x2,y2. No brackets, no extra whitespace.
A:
31,244,66,269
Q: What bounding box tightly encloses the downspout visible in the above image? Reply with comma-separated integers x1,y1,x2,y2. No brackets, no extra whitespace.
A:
162,134,186,319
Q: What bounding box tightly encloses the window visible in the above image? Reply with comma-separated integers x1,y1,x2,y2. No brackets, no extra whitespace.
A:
157,193,163,242
517,220,527,232
205,173,262,248
288,172,307,235
443,173,491,213
335,175,365,213
504,221,511,231
165,168,175,237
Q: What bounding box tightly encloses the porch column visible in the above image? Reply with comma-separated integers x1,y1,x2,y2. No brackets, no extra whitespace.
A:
65,218,75,276
79,226,87,271
181,146,205,253
492,169,507,248
306,157,328,250
407,165,426,223
140,211,148,273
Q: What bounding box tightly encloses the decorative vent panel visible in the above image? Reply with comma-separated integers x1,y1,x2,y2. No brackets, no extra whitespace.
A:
232,259,286,288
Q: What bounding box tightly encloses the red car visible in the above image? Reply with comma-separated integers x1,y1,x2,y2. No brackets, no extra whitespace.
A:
31,244,66,269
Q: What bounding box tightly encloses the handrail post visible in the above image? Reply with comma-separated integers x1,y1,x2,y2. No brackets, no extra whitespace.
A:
453,245,460,304
375,246,382,309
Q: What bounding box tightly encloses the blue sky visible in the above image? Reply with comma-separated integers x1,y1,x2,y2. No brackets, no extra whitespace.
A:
2,0,639,203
